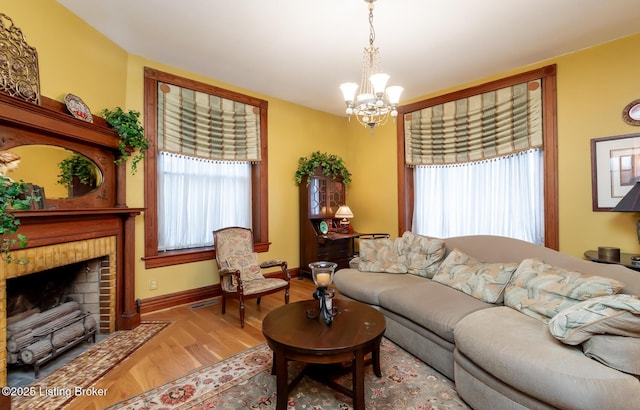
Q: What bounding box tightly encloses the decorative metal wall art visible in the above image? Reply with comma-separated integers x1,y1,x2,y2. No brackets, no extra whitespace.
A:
0,13,40,105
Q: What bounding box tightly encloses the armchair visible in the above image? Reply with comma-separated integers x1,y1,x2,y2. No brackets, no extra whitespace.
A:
213,226,290,327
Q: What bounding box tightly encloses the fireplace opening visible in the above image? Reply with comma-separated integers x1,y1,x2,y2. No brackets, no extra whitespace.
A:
6,258,111,387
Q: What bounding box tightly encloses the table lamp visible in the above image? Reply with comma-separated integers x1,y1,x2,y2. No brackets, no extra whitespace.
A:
335,205,354,233
613,181,640,243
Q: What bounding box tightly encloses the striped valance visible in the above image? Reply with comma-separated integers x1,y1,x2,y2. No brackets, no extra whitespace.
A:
157,82,261,162
405,80,542,166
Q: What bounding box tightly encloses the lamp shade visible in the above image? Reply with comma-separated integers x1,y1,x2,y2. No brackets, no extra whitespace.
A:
613,182,640,212
335,205,354,219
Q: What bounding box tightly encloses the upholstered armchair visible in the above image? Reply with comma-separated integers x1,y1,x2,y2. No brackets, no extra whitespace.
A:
213,226,290,327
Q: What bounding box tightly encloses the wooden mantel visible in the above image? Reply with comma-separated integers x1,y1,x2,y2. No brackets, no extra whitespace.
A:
0,92,143,330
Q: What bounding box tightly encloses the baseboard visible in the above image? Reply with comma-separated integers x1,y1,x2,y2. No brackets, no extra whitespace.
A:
138,268,300,314
139,285,220,314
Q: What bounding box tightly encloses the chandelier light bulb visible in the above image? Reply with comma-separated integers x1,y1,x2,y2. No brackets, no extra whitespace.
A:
340,82,359,103
369,73,390,95
386,85,404,105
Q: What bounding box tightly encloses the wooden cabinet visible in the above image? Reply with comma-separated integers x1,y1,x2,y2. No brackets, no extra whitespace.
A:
299,173,356,275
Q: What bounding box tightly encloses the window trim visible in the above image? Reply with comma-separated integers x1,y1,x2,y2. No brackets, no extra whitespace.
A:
396,65,558,250
143,67,270,268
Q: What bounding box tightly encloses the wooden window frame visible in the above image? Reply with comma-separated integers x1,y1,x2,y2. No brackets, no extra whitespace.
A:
396,65,559,250
142,67,270,268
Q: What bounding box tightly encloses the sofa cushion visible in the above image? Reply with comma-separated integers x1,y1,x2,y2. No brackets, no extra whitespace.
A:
432,248,517,304
358,238,407,273
548,294,640,344
333,269,426,305
397,231,446,278
378,281,494,343
504,258,625,323
583,335,640,376
454,306,640,410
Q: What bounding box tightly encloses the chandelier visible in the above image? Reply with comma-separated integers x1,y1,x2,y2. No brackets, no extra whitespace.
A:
340,0,403,130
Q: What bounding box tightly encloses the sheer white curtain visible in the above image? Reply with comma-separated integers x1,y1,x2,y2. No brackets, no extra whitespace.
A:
413,149,544,244
157,151,252,251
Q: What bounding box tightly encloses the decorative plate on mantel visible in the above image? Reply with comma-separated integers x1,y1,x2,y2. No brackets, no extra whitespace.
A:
622,98,640,126
64,93,93,123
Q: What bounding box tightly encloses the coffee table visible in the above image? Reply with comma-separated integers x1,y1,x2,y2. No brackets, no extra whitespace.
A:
262,299,386,410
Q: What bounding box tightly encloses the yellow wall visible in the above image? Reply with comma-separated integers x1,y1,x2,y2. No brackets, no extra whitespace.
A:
6,1,640,302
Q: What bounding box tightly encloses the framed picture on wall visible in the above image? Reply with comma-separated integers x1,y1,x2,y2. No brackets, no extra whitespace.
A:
591,133,640,211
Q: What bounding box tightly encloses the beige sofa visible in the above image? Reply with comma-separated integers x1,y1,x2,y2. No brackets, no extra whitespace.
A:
333,234,640,410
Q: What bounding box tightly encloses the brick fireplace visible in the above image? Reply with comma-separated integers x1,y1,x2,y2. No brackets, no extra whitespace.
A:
0,237,120,385
0,93,143,387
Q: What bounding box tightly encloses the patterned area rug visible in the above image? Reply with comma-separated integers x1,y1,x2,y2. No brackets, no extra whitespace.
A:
11,321,170,410
109,339,470,409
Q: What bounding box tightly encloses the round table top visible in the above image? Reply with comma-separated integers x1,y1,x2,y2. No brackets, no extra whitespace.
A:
262,299,385,354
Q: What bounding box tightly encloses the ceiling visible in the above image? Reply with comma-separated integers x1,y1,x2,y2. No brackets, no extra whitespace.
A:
57,0,640,116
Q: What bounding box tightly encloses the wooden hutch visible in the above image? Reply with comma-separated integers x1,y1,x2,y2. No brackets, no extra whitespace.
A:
299,172,358,276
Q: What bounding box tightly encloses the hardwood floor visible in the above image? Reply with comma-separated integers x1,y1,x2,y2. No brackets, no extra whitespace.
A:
67,277,318,409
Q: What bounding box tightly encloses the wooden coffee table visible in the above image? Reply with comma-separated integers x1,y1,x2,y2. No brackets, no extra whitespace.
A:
262,299,386,410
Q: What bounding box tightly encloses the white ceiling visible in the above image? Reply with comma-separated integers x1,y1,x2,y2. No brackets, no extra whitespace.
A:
57,0,640,116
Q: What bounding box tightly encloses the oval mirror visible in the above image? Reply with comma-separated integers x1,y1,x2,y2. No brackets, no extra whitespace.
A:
7,145,103,199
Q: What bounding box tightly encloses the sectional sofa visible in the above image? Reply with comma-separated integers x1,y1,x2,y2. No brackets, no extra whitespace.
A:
333,232,640,410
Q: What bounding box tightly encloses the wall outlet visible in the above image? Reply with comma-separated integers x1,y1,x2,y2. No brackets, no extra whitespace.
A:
149,279,158,290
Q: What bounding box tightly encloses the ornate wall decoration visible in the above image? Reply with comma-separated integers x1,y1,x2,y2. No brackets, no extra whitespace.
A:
0,13,40,105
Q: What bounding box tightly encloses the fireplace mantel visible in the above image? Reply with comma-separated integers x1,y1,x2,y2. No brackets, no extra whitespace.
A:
0,92,143,330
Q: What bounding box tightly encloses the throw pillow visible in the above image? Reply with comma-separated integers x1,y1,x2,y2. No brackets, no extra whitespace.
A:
582,334,640,376
548,294,640,344
432,248,518,303
225,252,264,286
358,238,407,273
397,231,446,278
504,258,625,323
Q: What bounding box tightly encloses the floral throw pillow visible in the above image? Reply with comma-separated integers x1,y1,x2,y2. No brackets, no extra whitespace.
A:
358,238,407,273
504,258,625,323
397,231,446,278
432,248,518,304
548,294,640,345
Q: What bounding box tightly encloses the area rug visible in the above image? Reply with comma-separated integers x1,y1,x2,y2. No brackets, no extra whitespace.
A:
109,338,470,409
11,321,170,410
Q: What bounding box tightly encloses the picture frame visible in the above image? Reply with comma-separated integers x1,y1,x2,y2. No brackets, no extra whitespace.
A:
591,133,640,211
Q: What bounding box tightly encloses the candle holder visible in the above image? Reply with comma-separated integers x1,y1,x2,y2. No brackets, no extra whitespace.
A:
306,261,338,325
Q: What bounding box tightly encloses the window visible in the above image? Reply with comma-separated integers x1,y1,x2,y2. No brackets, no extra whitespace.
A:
143,68,270,268
397,66,558,249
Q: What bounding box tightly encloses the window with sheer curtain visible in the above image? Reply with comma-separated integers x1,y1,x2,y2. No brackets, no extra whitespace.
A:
156,81,259,251
406,79,545,244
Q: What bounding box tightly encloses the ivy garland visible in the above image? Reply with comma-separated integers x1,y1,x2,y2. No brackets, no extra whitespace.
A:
295,151,351,186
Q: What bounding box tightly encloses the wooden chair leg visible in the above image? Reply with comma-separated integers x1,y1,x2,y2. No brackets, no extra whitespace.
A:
239,300,245,328
221,294,226,314
256,297,261,305
285,288,290,304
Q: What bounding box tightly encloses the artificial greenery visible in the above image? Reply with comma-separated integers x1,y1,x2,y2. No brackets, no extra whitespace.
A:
0,177,37,263
57,154,98,188
100,107,149,174
295,151,351,186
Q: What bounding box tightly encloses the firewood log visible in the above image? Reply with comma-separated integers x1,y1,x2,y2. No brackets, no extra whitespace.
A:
51,315,97,348
7,301,79,334
7,353,18,365
7,331,34,353
20,339,52,364
20,315,98,364
6,307,40,326
32,310,82,337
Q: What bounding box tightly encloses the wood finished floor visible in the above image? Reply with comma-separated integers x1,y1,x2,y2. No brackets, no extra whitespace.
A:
66,277,319,409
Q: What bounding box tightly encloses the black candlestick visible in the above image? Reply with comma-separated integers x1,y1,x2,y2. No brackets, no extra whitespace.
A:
306,286,338,325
